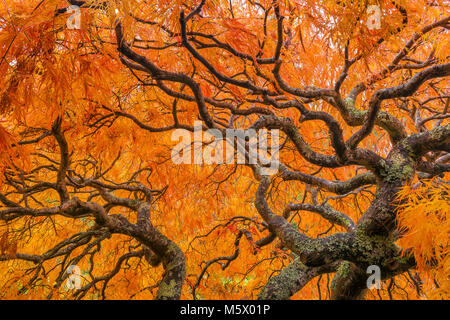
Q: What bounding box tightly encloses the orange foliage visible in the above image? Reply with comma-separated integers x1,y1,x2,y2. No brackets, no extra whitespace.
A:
0,0,448,300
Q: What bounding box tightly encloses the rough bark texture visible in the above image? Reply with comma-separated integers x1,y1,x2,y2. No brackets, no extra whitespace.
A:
1,1,449,300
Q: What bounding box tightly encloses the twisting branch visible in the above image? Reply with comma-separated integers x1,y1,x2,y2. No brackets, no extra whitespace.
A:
347,63,450,149
0,119,186,300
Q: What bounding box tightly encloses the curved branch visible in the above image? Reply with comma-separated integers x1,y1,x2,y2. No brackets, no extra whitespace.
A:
347,63,450,149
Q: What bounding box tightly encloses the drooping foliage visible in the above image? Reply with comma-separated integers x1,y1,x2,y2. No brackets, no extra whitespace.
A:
0,0,448,300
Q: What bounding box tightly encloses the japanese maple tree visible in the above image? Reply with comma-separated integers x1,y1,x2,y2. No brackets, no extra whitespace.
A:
0,0,449,300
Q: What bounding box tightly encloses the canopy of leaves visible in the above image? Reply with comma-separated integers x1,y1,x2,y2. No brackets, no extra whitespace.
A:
0,0,448,300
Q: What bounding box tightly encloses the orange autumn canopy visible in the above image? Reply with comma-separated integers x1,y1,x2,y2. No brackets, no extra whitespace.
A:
0,0,449,300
